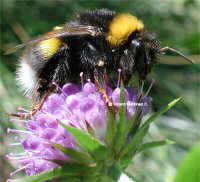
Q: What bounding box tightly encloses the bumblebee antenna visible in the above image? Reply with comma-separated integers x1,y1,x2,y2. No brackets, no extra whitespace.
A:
160,46,195,64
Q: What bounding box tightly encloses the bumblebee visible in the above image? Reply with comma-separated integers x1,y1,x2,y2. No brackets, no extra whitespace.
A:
7,8,194,100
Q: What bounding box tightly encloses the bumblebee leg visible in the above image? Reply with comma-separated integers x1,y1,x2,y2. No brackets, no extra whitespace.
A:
94,67,106,89
31,92,49,116
8,91,50,120
94,67,114,107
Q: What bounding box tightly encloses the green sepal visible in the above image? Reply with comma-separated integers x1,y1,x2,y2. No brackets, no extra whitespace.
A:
128,72,141,88
59,121,110,161
120,98,181,168
52,143,94,165
137,139,175,153
114,85,128,152
133,97,181,151
120,124,149,168
123,171,143,182
140,97,181,132
9,163,100,182
105,106,117,147
7,167,63,182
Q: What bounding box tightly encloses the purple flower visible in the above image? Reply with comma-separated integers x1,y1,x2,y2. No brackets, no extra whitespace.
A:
7,82,151,179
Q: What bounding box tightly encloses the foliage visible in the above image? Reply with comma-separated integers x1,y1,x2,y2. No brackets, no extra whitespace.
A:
0,0,199,181
175,143,200,182
8,97,180,182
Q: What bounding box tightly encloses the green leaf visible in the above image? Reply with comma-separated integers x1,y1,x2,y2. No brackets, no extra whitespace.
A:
126,104,142,137
128,72,141,88
137,139,175,153
8,169,58,182
120,124,149,168
123,171,143,182
52,143,93,164
59,121,110,161
175,143,200,182
120,98,181,168
10,164,99,182
114,86,128,152
8,167,69,182
140,97,181,131
105,107,117,147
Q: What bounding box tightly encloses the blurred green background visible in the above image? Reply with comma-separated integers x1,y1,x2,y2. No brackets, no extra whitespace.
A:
0,0,199,181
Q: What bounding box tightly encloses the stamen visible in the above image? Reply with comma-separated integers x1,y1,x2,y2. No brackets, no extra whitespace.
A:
117,69,122,88
7,153,43,161
7,113,28,119
7,128,32,135
14,136,20,141
17,107,30,113
52,82,62,92
80,72,84,88
8,152,28,156
52,81,67,97
10,118,28,123
7,155,29,160
10,164,31,176
9,143,22,146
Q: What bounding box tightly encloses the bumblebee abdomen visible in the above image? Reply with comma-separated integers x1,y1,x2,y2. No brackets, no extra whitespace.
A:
27,36,64,73
16,36,64,96
37,37,62,59
16,56,37,96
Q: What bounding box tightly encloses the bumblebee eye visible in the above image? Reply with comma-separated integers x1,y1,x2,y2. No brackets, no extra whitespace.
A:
131,39,140,47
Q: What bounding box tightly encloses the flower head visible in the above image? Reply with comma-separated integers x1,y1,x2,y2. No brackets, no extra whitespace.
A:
7,82,151,179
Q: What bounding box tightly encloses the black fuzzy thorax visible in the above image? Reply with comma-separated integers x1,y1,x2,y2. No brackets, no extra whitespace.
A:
74,9,116,32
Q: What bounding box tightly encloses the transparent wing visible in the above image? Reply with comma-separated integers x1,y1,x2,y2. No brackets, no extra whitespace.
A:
4,25,102,55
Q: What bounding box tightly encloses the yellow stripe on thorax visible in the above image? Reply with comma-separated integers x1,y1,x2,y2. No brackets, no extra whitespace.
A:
107,14,144,46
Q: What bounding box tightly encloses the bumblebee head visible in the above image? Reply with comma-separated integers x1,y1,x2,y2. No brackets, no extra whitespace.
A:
106,13,144,46
132,32,160,78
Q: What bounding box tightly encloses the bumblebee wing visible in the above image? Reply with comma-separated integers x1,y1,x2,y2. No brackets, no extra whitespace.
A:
4,25,102,55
